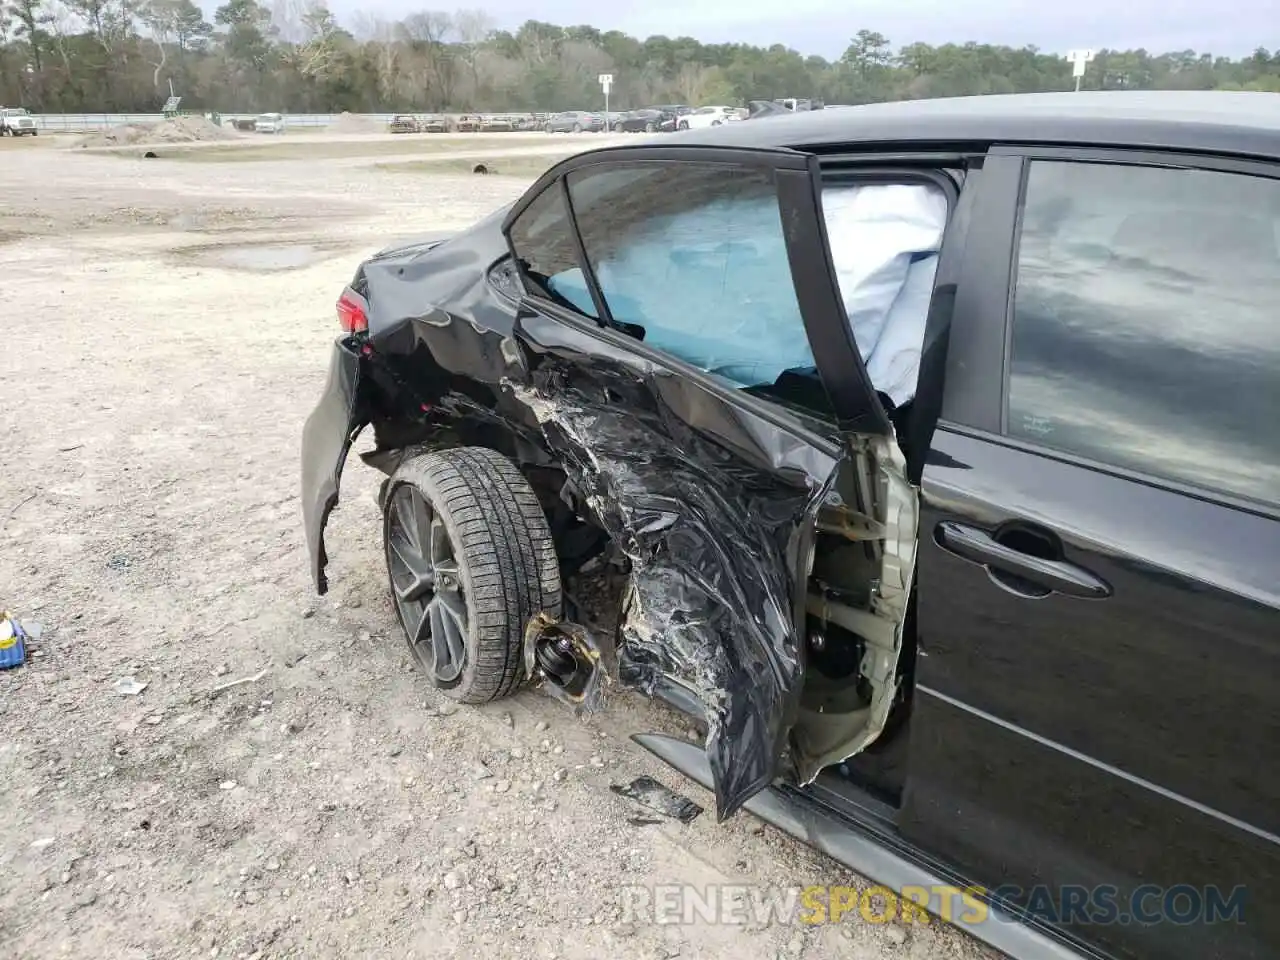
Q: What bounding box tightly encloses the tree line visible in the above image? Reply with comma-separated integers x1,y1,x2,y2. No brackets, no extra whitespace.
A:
2,0,1279,114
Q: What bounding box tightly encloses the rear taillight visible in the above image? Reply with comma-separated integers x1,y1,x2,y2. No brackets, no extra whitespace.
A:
336,291,368,333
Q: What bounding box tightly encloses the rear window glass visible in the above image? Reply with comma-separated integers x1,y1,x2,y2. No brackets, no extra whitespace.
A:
507,184,598,319
565,161,817,394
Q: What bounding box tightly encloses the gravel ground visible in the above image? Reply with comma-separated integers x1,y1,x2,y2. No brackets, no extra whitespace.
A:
0,136,997,960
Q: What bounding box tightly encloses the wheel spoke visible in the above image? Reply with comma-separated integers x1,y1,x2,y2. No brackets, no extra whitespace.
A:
395,569,434,604
392,487,421,555
410,494,435,562
388,528,420,572
433,591,468,681
428,516,450,567
409,599,432,652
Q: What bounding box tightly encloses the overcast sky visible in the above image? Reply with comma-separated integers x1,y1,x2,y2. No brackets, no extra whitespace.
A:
318,0,1274,59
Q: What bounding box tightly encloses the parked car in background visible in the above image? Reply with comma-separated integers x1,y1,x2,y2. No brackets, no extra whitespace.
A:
255,112,285,134
455,114,483,132
481,115,517,132
544,111,605,133
612,108,666,132
653,104,693,131
746,97,824,119
304,90,1280,960
420,114,450,133
0,107,37,136
388,115,420,134
679,105,742,130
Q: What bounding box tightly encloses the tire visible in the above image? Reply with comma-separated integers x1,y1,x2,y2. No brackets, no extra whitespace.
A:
612,122,623,132
383,447,561,704
545,123,553,133
678,120,689,130
572,123,582,133
644,122,655,133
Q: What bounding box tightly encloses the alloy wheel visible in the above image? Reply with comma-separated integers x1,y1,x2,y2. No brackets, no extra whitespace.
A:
385,484,469,686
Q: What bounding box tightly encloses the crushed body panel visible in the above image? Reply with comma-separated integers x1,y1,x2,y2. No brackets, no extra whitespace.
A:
300,169,917,818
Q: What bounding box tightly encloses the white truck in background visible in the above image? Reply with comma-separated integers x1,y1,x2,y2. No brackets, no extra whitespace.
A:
0,107,38,136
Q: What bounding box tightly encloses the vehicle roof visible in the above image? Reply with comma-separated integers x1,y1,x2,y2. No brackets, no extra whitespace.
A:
666,91,1280,161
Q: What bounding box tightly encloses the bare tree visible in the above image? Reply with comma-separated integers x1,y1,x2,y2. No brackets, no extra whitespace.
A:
349,13,399,101
452,7,490,97
269,0,304,44
399,11,454,108
139,0,192,88
278,0,343,82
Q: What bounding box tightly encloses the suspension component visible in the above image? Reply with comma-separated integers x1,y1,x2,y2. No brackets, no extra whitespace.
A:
523,611,617,713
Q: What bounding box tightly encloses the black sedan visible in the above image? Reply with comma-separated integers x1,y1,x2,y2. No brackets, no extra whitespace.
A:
303,92,1280,960
612,108,668,132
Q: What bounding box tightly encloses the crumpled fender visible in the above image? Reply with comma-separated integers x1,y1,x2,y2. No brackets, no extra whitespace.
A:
300,227,845,817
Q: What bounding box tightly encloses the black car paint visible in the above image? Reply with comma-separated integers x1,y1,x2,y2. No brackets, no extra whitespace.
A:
903,137,1280,960
911,429,1280,960
301,93,1280,960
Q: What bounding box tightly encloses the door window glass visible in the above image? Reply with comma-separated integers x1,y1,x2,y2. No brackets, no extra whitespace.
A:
1009,160,1280,505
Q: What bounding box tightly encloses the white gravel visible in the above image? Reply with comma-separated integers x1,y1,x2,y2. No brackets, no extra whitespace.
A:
0,137,997,960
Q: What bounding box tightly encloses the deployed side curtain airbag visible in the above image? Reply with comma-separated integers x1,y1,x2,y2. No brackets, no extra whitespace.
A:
822,183,948,407
545,180,948,407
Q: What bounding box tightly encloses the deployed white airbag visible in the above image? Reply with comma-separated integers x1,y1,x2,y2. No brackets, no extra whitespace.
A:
822,183,948,407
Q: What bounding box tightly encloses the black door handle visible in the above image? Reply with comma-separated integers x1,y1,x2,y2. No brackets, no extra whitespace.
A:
935,521,1112,600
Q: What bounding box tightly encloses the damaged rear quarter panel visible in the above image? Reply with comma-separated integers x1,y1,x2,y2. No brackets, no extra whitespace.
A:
301,211,855,819
509,306,845,819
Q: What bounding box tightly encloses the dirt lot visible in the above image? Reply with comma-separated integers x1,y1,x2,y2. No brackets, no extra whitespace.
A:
0,134,997,960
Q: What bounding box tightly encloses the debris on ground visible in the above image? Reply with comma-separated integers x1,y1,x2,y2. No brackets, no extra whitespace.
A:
74,116,239,149
611,776,704,823
325,111,380,135
0,612,31,670
207,668,269,698
112,676,148,696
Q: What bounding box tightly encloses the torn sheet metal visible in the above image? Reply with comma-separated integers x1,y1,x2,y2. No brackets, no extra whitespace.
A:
510,310,844,820
299,222,850,820
300,337,366,595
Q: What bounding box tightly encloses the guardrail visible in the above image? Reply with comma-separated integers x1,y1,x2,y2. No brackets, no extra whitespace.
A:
28,112,564,132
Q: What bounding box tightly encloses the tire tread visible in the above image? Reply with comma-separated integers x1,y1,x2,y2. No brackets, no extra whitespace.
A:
387,447,561,703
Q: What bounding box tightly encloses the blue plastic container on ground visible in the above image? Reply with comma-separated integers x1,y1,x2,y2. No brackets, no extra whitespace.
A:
0,614,28,670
